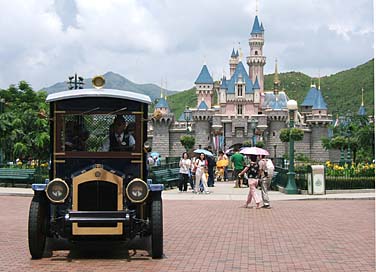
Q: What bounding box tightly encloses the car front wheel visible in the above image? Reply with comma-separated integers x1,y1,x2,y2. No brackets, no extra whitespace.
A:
28,195,48,259
150,199,163,259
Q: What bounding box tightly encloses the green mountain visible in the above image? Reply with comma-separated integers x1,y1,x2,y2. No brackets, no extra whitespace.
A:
167,59,374,118
42,71,176,101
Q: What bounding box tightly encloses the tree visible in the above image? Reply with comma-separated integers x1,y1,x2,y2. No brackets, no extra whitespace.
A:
279,128,304,142
180,135,195,151
0,82,49,163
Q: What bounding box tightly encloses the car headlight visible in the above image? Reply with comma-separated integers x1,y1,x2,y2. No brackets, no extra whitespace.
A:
45,178,69,203
126,178,149,203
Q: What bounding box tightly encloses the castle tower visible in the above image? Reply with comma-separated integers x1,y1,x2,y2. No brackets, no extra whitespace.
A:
303,84,332,161
151,97,174,158
229,48,239,77
247,15,266,92
195,64,214,109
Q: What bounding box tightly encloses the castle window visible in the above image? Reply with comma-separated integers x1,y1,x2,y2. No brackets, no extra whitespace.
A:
237,85,243,96
255,51,258,55
237,105,243,115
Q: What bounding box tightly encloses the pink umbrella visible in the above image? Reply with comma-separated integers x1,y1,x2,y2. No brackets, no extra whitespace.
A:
240,147,270,156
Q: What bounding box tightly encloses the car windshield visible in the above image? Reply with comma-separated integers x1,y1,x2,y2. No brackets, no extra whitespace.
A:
57,113,138,152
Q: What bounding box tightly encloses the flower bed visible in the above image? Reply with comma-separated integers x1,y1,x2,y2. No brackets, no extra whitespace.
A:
325,161,375,177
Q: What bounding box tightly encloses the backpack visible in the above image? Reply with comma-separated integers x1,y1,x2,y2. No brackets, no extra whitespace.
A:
266,159,275,177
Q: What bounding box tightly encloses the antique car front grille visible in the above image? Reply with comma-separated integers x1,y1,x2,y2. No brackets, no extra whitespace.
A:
77,180,118,227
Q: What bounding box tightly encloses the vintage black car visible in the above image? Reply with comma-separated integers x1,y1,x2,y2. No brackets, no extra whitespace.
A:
28,76,164,259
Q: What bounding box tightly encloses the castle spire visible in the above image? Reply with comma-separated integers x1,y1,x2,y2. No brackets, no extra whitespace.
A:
273,58,280,89
361,87,364,106
238,42,243,61
160,79,163,98
273,59,279,82
256,0,258,15
318,69,321,90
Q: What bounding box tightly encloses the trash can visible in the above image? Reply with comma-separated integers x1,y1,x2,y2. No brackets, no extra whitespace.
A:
307,165,325,195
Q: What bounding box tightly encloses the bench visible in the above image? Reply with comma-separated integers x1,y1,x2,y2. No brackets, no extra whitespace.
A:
0,168,36,187
151,168,180,189
166,168,180,188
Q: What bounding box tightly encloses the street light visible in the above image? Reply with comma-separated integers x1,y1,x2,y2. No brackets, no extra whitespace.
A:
0,98,4,166
250,117,258,146
285,99,298,194
183,106,191,133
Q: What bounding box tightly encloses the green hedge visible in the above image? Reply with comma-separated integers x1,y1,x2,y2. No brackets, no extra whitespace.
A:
325,176,375,190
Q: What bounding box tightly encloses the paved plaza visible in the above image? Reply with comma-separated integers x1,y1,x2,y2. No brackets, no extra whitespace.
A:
0,184,374,271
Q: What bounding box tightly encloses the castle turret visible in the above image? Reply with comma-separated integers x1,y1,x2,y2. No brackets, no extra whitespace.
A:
358,88,367,116
247,15,266,92
229,48,239,77
195,64,214,109
151,96,174,158
303,83,332,161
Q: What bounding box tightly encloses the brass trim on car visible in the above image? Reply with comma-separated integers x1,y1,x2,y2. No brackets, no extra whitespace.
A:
131,160,142,164
72,166,124,235
45,178,70,203
125,178,149,203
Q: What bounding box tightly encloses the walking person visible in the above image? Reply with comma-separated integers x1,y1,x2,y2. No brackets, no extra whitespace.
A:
194,153,210,194
230,147,245,188
206,146,216,187
238,154,261,208
178,152,191,192
258,155,272,209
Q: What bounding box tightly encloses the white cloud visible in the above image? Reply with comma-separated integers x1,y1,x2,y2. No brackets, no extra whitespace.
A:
0,0,373,91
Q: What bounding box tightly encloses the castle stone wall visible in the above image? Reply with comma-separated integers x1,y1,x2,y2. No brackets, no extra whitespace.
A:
194,121,211,149
265,120,287,158
310,125,330,162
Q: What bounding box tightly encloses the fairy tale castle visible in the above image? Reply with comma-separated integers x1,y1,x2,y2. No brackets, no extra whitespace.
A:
149,12,338,162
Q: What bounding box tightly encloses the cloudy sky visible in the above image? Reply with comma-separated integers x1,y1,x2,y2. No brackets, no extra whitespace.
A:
0,0,373,91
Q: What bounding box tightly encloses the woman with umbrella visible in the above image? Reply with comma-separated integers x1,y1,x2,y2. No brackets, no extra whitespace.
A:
238,154,262,209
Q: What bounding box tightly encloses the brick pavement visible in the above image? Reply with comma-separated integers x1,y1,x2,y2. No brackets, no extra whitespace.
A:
0,196,374,272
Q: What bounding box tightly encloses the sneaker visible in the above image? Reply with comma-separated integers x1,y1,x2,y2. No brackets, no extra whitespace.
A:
205,191,211,194
261,205,271,209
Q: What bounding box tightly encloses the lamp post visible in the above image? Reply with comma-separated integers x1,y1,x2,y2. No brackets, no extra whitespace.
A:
250,117,258,146
345,112,352,165
183,106,191,133
0,98,4,166
285,99,298,194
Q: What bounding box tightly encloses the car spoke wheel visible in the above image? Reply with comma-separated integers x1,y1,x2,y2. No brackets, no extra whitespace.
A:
150,199,163,259
28,195,48,259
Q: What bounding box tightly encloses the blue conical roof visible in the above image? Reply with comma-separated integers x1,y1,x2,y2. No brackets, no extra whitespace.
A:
301,86,318,106
155,97,169,109
195,65,214,84
251,16,263,34
231,48,237,58
312,89,327,110
358,105,366,116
